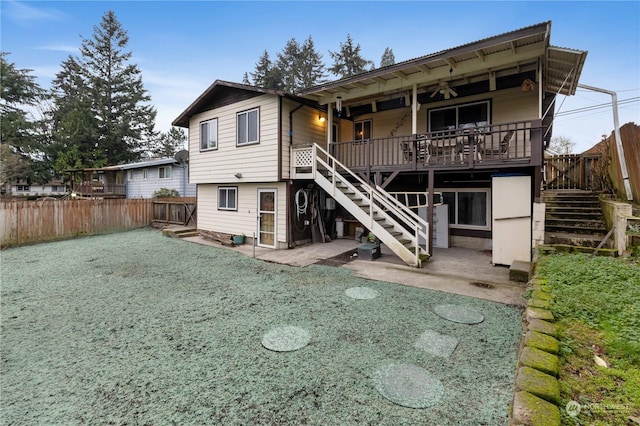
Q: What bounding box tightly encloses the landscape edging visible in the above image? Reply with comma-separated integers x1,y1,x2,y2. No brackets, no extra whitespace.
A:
510,275,563,426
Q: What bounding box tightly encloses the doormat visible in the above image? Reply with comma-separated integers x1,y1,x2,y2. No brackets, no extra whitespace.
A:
372,363,445,409
261,326,311,352
433,304,484,324
414,329,460,358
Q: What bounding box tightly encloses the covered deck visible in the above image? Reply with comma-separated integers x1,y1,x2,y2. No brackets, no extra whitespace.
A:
66,167,126,199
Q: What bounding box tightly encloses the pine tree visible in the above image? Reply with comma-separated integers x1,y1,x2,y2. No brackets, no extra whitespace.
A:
251,50,282,90
328,34,373,78
380,47,396,68
77,10,157,165
242,72,251,85
0,53,47,186
297,36,326,91
276,38,301,93
150,127,187,158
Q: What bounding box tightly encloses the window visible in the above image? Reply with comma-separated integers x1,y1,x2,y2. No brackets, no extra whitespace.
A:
218,187,237,211
237,108,259,146
143,169,148,179
127,171,133,181
429,101,490,132
158,166,171,179
441,189,490,229
354,120,372,141
200,118,218,150
17,185,30,191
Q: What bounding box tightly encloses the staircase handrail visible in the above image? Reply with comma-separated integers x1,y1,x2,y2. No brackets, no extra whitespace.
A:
374,184,430,234
313,144,427,250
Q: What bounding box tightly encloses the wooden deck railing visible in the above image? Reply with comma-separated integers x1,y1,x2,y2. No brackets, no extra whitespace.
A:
71,182,126,198
327,120,543,173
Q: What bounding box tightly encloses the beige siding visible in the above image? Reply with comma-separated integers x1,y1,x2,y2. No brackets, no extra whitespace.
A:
197,182,288,248
281,99,326,179
189,95,280,184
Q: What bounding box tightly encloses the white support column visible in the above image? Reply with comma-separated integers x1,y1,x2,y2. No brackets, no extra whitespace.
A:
411,83,418,135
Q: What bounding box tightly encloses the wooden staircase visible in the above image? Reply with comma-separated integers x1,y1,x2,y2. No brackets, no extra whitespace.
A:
294,144,429,267
543,190,613,250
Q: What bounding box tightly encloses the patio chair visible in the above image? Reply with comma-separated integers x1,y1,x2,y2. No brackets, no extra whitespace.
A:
483,130,515,159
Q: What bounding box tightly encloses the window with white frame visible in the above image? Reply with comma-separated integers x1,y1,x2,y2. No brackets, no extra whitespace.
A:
158,166,171,179
237,108,259,146
200,118,218,150
143,169,148,179
354,119,372,141
218,186,237,211
17,185,30,191
127,170,133,181
440,189,491,229
429,100,490,132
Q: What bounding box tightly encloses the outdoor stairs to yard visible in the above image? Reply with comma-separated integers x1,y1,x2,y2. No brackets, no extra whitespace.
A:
309,145,429,268
543,190,614,251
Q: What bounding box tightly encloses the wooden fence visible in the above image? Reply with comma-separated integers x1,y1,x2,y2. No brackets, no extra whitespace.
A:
544,154,602,190
608,123,640,201
152,198,197,226
0,198,153,247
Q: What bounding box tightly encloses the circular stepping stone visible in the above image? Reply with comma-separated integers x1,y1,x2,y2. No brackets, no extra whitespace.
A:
372,363,444,409
414,329,460,358
262,326,311,352
433,304,484,324
345,286,379,300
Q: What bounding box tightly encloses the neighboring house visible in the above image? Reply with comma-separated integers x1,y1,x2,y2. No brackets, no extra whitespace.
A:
67,158,196,199
172,21,587,267
1,179,68,197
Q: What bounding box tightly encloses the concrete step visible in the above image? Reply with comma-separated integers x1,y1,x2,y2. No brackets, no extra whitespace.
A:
544,231,613,248
545,224,607,235
545,218,607,229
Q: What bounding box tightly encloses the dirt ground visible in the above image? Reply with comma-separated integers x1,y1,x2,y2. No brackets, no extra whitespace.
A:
1,228,523,425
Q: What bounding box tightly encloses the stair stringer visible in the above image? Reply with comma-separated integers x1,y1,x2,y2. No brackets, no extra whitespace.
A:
314,169,424,267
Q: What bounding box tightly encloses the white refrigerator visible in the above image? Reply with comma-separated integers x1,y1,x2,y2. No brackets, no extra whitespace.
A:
492,175,532,266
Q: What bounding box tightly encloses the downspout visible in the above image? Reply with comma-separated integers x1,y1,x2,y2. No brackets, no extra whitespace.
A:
578,84,633,201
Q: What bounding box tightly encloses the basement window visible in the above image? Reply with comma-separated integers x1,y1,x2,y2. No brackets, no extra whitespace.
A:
440,189,491,230
218,186,237,211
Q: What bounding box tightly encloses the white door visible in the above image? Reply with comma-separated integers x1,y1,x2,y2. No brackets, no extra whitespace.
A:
258,189,277,248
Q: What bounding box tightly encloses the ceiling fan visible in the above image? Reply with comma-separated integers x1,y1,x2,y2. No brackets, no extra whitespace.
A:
430,67,458,100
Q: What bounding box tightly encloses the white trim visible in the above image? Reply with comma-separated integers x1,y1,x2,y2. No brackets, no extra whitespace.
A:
237,107,260,146
257,188,277,248
200,118,218,151
438,188,492,230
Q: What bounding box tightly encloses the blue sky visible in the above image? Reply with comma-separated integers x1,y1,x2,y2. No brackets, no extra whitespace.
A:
2,1,638,152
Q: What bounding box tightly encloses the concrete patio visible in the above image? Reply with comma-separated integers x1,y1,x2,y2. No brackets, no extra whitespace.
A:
181,233,527,306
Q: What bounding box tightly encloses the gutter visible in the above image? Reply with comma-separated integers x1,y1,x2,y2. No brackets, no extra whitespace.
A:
578,84,633,201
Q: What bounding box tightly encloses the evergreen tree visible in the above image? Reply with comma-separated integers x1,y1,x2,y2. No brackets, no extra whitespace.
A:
76,10,157,165
328,34,373,78
242,72,251,85
251,50,282,90
297,36,326,90
0,53,47,186
380,47,396,68
150,127,187,158
50,55,105,172
276,38,301,93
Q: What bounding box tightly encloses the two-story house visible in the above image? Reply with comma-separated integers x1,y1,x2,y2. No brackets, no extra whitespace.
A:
173,22,586,268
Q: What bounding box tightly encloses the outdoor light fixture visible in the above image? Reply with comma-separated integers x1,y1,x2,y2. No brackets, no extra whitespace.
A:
318,115,326,123
234,173,243,179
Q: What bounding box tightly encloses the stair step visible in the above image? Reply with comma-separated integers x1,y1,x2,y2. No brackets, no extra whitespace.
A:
545,225,608,235
545,232,613,248
545,218,606,226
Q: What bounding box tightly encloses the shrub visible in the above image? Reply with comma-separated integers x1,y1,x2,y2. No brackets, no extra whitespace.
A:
152,188,180,198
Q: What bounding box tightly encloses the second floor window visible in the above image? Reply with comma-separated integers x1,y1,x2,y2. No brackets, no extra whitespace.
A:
237,108,259,146
354,120,372,141
158,166,171,179
201,118,218,151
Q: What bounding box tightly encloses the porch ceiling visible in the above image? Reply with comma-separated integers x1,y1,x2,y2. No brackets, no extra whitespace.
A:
300,21,586,105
